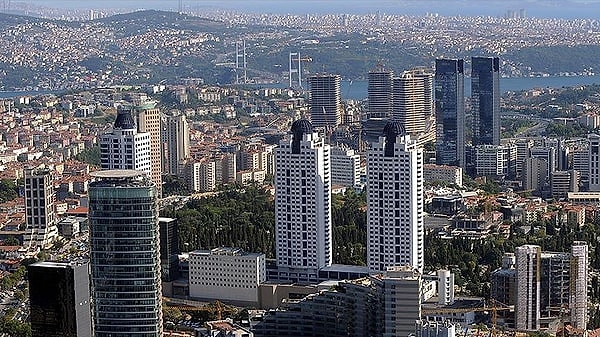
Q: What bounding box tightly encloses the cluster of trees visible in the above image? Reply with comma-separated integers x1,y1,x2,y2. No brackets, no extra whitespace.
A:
162,175,191,197
74,146,101,166
161,186,370,264
508,46,600,76
0,179,18,203
0,309,31,337
161,185,276,257
545,122,593,138
332,190,367,265
0,266,26,291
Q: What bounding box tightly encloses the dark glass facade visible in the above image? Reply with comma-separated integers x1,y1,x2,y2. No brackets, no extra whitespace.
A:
159,217,180,282
89,171,162,337
28,262,92,337
435,59,465,168
471,56,500,146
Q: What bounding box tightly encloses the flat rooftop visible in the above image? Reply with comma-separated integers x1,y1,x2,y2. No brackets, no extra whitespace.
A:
90,170,146,179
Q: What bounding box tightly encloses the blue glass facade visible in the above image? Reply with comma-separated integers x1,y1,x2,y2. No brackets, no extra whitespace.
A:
89,171,162,337
471,57,500,146
435,58,465,168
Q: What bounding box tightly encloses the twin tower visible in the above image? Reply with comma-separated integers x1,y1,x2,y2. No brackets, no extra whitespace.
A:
274,119,423,282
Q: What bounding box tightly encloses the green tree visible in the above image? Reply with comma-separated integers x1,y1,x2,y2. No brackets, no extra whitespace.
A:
74,146,101,166
0,179,18,203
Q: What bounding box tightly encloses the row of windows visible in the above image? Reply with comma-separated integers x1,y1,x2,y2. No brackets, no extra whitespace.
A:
190,282,257,288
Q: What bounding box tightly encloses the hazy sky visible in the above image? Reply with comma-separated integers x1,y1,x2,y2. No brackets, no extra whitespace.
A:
21,0,600,18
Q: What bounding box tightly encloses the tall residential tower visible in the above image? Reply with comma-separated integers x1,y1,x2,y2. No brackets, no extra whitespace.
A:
368,65,393,119
23,167,58,249
162,112,190,176
308,74,342,128
274,120,332,282
392,70,434,137
367,121,424,273
100,107,151,174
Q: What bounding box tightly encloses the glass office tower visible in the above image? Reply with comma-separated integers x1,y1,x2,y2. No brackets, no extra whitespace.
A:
89,170,162,337
471,56,500,146
435,58,465,168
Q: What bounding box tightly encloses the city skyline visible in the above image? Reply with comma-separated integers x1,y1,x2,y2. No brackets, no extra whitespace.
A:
17,0,600,19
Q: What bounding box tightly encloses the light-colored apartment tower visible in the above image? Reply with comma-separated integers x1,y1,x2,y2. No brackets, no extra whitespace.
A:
162,112,190,176
392,70,434,137
368,65,394,119
308,74,342,128
330,146,361,187
24,167,58,249
367,121,424,273
274,119,332,282
570,241,588,329
515,245,541,331
136,102,163,196
475,144,517,178
100,107,151,174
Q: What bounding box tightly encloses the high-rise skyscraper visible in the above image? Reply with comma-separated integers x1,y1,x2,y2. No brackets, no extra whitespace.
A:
367,121,424,273
136,101,163,196
435,59,465,168
274,119,332,282
28,261,92,337
471,56,500,146
23,167,58,249
588,133,600,191
100,107,151,174
570,241,588,329
515,245,541,331
392,70,434,137
89,170,162,336
368,65,393,119
308,74,342,128
514,243,589,331
159,217,180,283
162,112,190,176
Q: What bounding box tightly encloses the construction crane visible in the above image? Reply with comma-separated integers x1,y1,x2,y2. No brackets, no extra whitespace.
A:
422,299,512,337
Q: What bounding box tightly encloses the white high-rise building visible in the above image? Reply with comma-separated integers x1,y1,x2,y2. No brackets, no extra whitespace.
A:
162,112,190,176
100,107,151,174
475,144,517,178
274,119,332,282
367,121,424,273
392,70,434,137
136,102,163,196
330,146,361,187
515,245,541,331
570,241,588,329
24,167,58,249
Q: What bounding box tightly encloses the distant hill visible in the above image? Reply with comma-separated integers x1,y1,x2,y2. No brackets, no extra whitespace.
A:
0,12,45,29
96,10,227,34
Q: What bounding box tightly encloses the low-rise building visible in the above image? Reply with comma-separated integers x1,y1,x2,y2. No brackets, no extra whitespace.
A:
189,247,266,305
424,164,463,187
